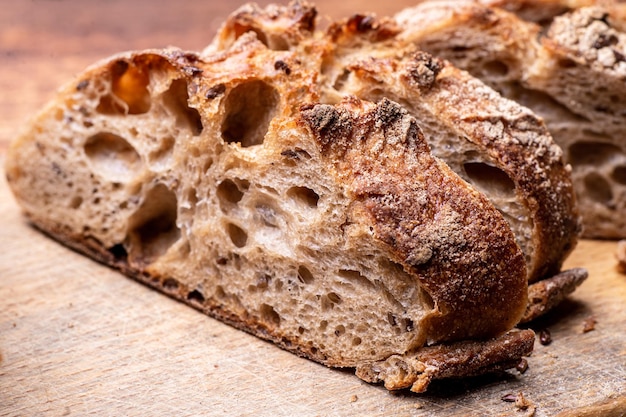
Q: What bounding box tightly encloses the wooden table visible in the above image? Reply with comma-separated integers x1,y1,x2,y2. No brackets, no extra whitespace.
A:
1,1,625,416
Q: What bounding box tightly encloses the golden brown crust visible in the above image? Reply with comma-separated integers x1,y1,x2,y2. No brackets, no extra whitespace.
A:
301,98,528,343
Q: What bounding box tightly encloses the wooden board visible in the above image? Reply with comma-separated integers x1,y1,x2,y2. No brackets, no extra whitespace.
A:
1,163,625,416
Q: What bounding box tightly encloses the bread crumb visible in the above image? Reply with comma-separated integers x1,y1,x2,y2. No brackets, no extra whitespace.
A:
538,329,552,345
582,316,597,333
349,395,358,403
515,392,531,410
503,392,536,416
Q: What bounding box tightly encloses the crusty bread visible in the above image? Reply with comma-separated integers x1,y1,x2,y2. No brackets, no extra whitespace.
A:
208,1,584,295
6,1,583,391
396,0,626,239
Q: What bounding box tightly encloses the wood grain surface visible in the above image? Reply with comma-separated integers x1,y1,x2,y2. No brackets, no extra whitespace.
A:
1,1,625,416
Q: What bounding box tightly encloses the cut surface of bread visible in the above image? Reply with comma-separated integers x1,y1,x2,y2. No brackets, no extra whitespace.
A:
5,0,585,392
396,0,626,239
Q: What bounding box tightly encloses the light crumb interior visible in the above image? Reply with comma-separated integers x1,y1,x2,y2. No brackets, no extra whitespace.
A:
6,53,434,366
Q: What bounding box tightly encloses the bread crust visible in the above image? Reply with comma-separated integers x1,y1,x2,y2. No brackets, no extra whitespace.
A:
322,14,580,284
395,0,626,240
301,98,527,343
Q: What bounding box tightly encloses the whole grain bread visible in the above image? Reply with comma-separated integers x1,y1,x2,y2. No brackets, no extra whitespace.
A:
396,0,626,239
5,1,582,391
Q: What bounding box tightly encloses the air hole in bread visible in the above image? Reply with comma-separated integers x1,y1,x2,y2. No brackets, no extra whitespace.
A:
221,80,279,147
321,292,341,310
401,317,415,333
255,203,281,228
108,243,128,261
352,337,362,346
260,303,281,326
612,166,626,185
187,289,205,304
287,186,319,208
507,84,589,123
162,78,203,135
328,292,342,304
418,287,435,310
584,172,613,204
319,320,328,331
217,179,245,210
203,157,214,173
226,222,248,248
332,68,351,91
297,265,315,284
298,326,306,334
334,325,346,336
558,58,577,68
569,141,623,166
482,60,509,77
185,187,199,207
163,277,180,291
233,25,289,51
97,60,151,115
463,162,516,198
215,285,226,299
69,196,83,209
127,184,181,265
338,269,374,288
84,132,142,182
148,135,175,169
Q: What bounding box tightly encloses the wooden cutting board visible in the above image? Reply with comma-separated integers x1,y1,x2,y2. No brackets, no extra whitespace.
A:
0,164,625,417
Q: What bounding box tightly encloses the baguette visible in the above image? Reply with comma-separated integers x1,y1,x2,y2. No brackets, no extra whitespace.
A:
6,1,582,391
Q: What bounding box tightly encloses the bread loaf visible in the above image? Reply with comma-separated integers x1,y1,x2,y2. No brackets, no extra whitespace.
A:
396,0,626,240
5,1,583,391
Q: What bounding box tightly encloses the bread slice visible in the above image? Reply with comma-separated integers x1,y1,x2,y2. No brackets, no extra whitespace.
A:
395,0,626,239
6,1,582,392
206,1,585,317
